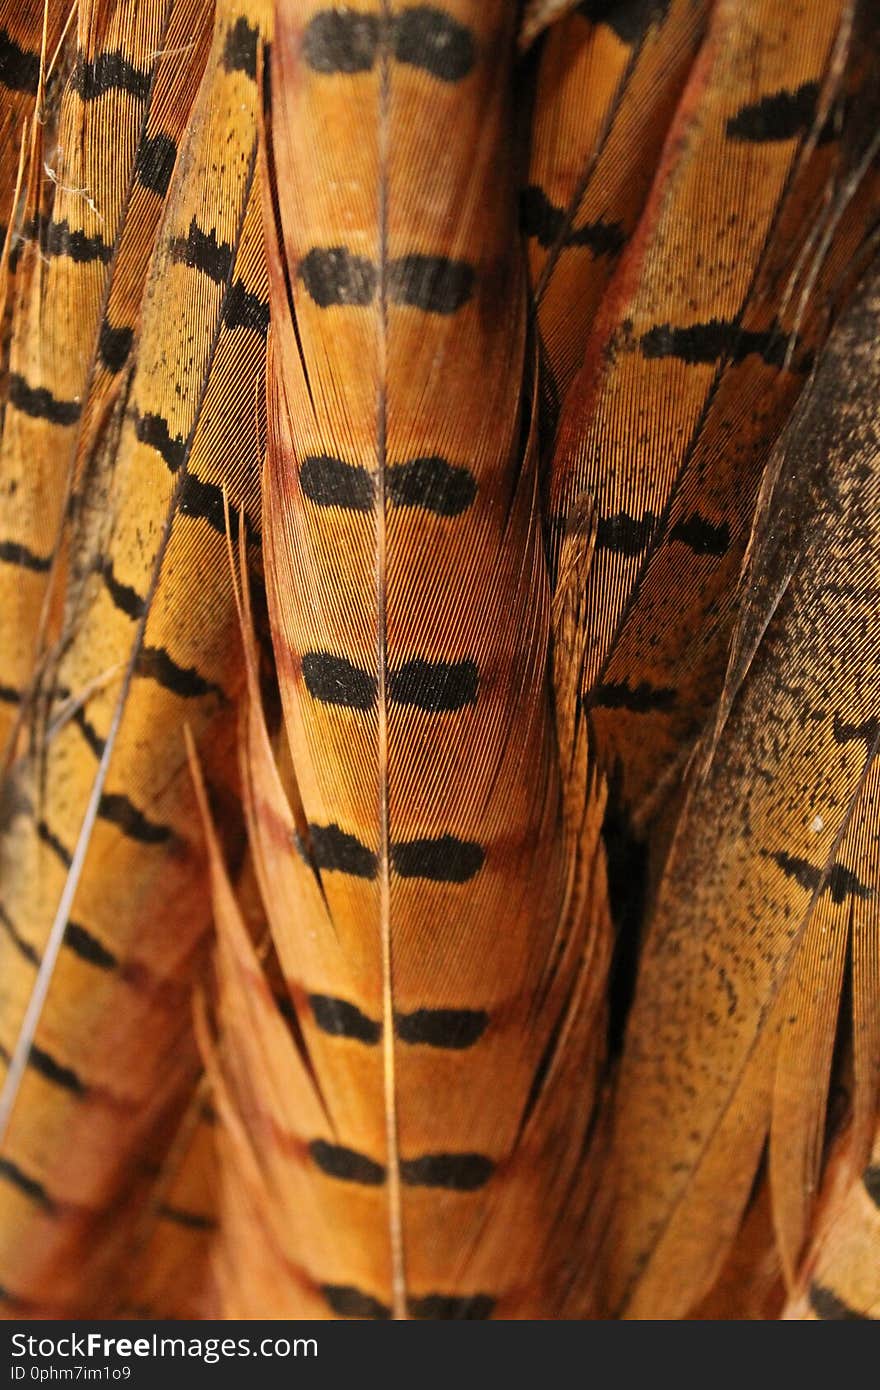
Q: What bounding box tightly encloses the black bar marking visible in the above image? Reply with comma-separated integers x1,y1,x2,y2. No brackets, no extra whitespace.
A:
298,246,377,307
102,560,146,619
9,374,80,426
400,1152,494,1191
387,457,476,516
727,82,818,143
408,1293,495,1319
0,684,19,705
388,254,474,314
98,792,173,845
309,995,381,1045
302,652,376,710
863,1165,880,1209
0,539,51,573
66,921,117,971
0,903,39,967
588,681,676,712
70,704,106,759
309,823,378,879
392,836,484,883
29,1044,85,1095
300,455,375,511
37,819,72,868
640,319,789,367
133,411,186,471
595,509,656,555
0,1157,54,1210
392,8,475,83
320,1285,390,1319
303,11,379,73
178,472,250,540
390,659,478,712
309,1139,385,1185
0,28,39,93
71,51,152,102
832,713,879,750
765,850,872,906
577,0,670,44
45,218,111,264
302,8,474,82
520,186,625,256
668,513,730,556
224,279,269,336
169,218,234,284
157,1202,216,1231
808,1283,869,1320
299,248,473,314
136,645,223,700
136,132,177,197
223,17,258,79
395,1008,487,1049
98,319,133,373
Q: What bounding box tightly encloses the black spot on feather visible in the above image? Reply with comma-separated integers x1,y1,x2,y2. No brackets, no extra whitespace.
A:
37,820,72,868
0,29,40,93
301,652,376,710
9,375,80,426
764,850,872,905
156,1203,215,1231
71,51,152,101
395,1008,488,1048
408,1293,495,1319
309,995,381,1045
589,681,675,712
300,455,375,510
321,1285,390,1319
29,1043,85,1095
309,1140,385,1185
392,836,484,883
577,0,670,44
179,473,251,540
595,509,656,555
0,540,51,573
133,412,186,471
726,82,819,143
136,133,177,196
668,513,730,556
45,219,111,264
98,319,133,373
390,659,478,712
98,792,172,845
169,218,234,284
299,246,377,307
832,713,879,750
520,186,624,256
309,823,377,879
101,560,145,619
388,254,474,314
640,319,789,366
136,646,223,700
0,903,39,967
224,279,269,336
387,457,476,515
0,1157,54,1211
223,17,258,79
808,1283,869,1320
400,1152,494,1190
303,10,379,73
66,922,117,971
392,8,475,82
